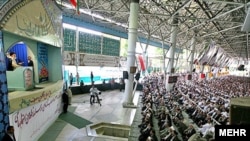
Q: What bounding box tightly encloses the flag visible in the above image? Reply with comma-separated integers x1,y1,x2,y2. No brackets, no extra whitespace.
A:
69,0,80,14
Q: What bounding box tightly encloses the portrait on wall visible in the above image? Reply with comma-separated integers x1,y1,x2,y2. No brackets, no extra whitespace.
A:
24,68,33,89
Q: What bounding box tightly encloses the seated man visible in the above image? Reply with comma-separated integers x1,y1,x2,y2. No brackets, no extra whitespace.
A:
89,84,101,106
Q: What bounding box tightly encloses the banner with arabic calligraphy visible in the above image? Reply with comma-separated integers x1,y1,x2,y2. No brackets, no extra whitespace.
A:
64,28,121,56
37,43,49,83
63,28,76,51
79,53,119,67
78,31,101,54
3,0,62,47
63,51,76,66
9,80,63,141
102,37,120,56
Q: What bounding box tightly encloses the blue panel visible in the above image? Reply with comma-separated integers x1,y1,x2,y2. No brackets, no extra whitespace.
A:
63,16,128,38
0,30,10,139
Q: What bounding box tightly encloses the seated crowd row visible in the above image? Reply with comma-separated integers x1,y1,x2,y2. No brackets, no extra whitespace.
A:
137,72,249,141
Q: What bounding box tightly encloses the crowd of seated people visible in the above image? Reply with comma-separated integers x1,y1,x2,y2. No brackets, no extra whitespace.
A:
138,76,157,141
137,72,250,141
138,73,197,141
176,73,250,138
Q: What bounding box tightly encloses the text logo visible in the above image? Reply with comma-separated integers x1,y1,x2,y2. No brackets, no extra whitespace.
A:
215,125,249,140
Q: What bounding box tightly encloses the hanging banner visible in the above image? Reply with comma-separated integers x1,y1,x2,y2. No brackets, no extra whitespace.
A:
9,81,63,141
138,55,146,71
37,43,49,83
63,52,76,66
79,53,119,67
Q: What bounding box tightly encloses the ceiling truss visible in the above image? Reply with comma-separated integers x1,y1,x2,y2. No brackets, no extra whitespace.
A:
57,0,250,60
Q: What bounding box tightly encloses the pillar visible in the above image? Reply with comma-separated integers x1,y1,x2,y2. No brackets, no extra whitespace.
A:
189,36,196,72
0,31,11,138
123,0,139,108
75,27,79,84
166,16,178,91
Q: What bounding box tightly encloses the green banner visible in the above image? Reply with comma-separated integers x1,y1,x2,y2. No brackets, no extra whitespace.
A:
63,28,76,51
78,31,101,54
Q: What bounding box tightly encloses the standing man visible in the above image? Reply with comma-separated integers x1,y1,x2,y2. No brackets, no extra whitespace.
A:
27,56,34,67
119,78,125,92
2,125,16,141
62,89,69,113
76,72,80,85
66,86,73,105
90,71,94,84
69,73,73,86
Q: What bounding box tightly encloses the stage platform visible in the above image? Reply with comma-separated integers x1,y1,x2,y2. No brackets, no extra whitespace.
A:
69,82,143,95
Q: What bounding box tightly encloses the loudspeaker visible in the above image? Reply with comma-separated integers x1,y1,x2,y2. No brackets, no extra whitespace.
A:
167,76,178,83
171,68,175,73
237,64,245,71
135,72,140,81
123,71,128,79
230,98,250,125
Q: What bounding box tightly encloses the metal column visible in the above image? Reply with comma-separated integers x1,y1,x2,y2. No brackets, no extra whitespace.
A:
76,27,79,79
189,36,196,72
123,0,139,108
166,16,178,91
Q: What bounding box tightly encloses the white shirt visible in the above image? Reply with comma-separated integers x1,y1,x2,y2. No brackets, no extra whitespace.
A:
90,87,99,96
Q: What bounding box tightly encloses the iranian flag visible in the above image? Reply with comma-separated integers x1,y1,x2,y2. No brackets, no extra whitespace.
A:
69,0,80,14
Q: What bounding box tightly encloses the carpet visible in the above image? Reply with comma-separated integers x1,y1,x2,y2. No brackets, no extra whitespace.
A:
68,106,77,113
59,112,92,129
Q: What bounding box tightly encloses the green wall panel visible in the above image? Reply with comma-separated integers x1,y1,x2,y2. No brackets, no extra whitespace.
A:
102,37,120,56
63,28,76,51
78,31,101,54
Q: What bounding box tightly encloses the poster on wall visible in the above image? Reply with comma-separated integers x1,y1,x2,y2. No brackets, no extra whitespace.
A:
37,43,49,83
24,68,33,89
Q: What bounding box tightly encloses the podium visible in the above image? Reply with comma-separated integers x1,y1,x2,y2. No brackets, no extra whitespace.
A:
7,67,34,91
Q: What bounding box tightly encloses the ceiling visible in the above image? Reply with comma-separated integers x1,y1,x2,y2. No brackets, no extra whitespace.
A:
56,0,250,62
